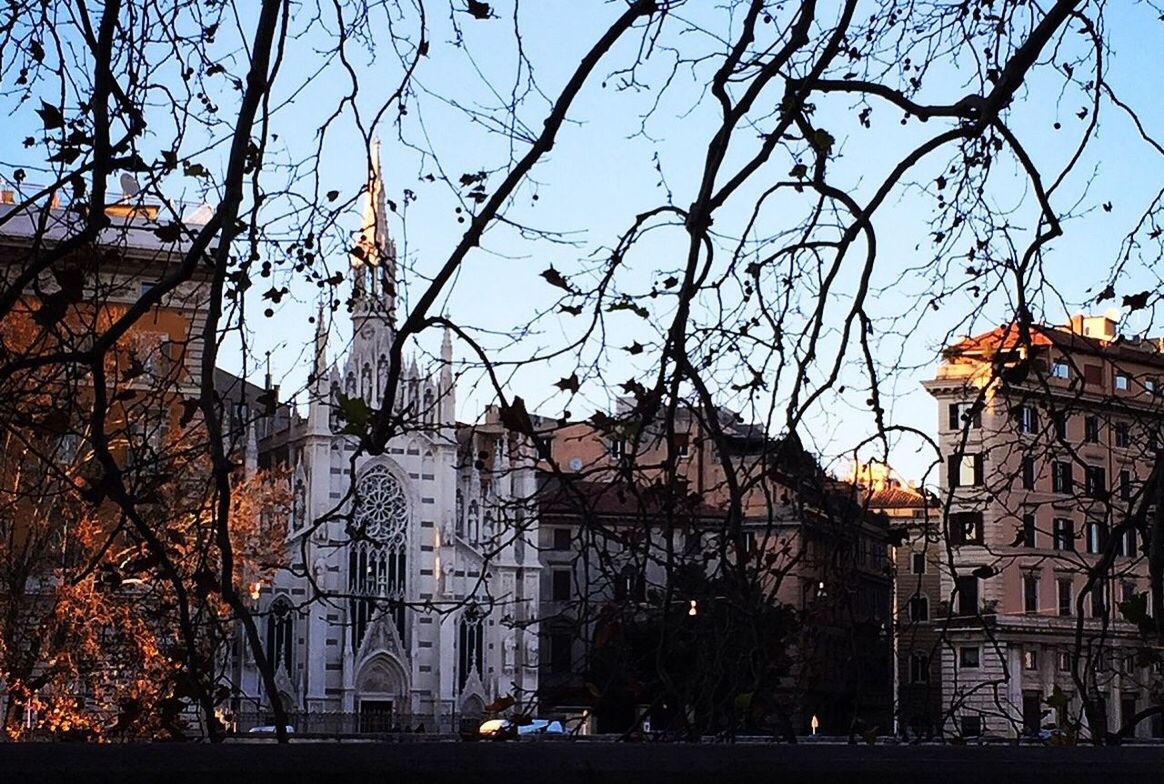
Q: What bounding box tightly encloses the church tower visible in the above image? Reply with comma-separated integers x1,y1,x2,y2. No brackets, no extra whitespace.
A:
236,135,540,730
343,139,398,408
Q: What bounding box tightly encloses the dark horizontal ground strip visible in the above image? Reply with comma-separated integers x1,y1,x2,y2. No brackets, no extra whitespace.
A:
3,741,1164,784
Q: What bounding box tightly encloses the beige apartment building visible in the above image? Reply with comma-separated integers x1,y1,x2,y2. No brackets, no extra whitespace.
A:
925,314,1164,740
854,464,943,737
533,403,893,735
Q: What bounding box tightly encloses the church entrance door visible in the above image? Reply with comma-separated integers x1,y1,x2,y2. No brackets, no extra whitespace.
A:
359,699,394,733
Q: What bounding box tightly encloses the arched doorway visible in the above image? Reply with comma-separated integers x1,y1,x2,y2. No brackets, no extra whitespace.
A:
356,653,408,732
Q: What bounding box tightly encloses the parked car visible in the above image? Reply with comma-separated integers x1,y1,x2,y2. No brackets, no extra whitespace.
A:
247,725,295,735
478,718,566,739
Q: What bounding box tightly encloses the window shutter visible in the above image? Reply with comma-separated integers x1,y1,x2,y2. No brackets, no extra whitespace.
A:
948,454,960,488
973,454,984,486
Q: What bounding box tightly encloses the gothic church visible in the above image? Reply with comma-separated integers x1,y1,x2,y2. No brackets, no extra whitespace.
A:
234,141,540,728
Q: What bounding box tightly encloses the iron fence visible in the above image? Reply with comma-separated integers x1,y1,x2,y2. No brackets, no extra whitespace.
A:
232,710,471,737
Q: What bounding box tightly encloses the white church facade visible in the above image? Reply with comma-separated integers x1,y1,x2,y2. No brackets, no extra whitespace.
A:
233,142,541,730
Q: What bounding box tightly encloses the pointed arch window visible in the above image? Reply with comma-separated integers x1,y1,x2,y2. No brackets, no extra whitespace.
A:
459,605,485,691
349,465,409,650
266,597,295,674
423,387,435,424
345,371,357,398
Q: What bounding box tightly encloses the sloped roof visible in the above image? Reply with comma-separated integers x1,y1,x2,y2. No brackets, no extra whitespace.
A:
537,476,723,521
951,323,1164,369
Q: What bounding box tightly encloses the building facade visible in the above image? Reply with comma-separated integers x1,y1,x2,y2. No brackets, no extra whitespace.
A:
925,315,1164,739
533,404,892,736
233,144,540,730
854,464,943,737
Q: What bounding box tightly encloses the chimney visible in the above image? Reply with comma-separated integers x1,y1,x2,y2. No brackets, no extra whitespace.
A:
1068,313,1118,341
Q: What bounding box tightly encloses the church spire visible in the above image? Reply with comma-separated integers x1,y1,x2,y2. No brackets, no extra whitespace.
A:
351,137,397,323
312,300,328,393
440,326,455,424
307,299,331,435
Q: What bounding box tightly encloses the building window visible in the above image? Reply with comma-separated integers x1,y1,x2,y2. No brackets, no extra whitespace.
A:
674,432,690,458
948,453,984,488
1058,578,1073,617
609,439,626,461
1084,416,1099,443
265,597,295,674
1015,405,1039,435
1115,422,1131,448
908,595,929,623
1147,378,1159,395
1053,518,1075,552
1052,461,1073,494
1053,411,1068,440
910,653,930,684
1084,364,1103,386
911,552,926,575
1022,513,1037,548
1023,574,1039,614
955,575,979,616
1121,580,1137,604
961,715,983,738
1119,470,1133,503
552,528,572,551
959,647,980,668
458,613,485,690
1051,360,1070,379
1085,521,1106,555
1058,651,1072,672
549,632,572,675
1023,649,1039,671
1085,465,1106,499
1021,456,1036,490
551,568,572,601
1116,527,1138,558
949,511,984,546
1115,372,1130,391
348,466,410,651
1091,583,1108,619
614,564,645,602
948,402,981,430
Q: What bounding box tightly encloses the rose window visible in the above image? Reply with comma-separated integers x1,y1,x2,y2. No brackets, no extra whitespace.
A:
354,465,408,545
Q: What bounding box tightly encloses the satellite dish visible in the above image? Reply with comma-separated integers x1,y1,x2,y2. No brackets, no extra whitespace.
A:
119,173,140,200
568,457,583,472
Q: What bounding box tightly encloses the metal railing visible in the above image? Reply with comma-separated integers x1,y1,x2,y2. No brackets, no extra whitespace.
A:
232,710,471,737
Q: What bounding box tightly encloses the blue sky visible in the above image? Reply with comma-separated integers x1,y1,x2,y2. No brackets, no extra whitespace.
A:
5,1,1164,487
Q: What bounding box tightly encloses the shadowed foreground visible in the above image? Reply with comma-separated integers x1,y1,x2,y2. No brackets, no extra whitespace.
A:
3,741,1164,784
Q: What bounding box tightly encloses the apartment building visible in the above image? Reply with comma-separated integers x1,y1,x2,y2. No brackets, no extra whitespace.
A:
0,191,219,734
533,405,892,735
924,314,1164,740
854,464,943,737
